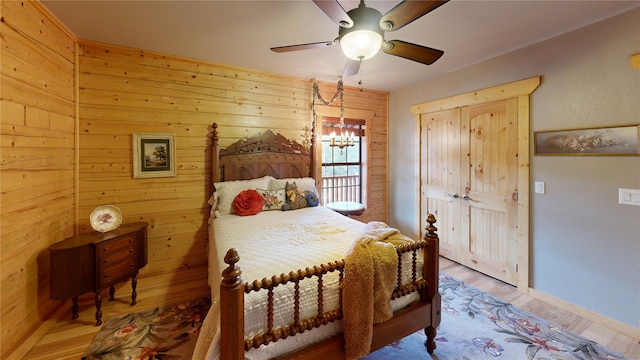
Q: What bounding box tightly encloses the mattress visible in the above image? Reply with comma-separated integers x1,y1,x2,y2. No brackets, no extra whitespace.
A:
207,206,422,359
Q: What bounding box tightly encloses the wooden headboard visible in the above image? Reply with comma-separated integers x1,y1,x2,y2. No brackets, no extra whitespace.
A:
211,123,316,183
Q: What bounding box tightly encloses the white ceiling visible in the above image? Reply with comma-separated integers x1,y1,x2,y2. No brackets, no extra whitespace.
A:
42,0,640,92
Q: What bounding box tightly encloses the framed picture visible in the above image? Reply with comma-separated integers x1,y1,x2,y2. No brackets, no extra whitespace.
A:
534,124,640,156
133,133,176,178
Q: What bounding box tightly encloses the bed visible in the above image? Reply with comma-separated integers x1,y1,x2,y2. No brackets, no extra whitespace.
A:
192,123,441,360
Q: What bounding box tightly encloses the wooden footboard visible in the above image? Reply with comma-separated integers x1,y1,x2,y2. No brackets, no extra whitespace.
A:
219,214,440,360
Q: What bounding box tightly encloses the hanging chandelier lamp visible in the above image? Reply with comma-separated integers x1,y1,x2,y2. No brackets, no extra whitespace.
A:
312,80,355,150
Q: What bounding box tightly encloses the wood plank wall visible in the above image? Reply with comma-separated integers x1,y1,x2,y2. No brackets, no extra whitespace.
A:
0,1,77,358
0,2,388,356
315,82,389,223
76,41,389,295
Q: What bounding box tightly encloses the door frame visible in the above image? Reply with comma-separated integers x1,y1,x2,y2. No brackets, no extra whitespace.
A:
411,76,541,292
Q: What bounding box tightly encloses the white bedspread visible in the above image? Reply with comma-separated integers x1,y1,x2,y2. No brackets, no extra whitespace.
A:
195,206,422,360
212,206,362,286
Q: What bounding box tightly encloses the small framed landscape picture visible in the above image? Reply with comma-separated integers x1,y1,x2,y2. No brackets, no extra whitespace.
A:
133,133,176,178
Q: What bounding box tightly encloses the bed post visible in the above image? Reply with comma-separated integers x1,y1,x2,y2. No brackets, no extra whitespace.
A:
422,214,441,354
220,249,244,360
211,123,220,183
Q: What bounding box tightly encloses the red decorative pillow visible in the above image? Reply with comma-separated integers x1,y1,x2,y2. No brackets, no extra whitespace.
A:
232,189,263,216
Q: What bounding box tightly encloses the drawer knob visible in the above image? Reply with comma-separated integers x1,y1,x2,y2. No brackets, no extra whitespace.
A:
104,273,110,278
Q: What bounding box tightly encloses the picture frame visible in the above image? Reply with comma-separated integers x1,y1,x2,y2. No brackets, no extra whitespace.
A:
534,124,640,156
133,133,176,178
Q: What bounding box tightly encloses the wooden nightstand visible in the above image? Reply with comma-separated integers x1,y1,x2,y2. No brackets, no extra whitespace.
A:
49,222,148,326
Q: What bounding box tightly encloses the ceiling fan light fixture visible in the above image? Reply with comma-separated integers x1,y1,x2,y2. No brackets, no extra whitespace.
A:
338,2,384,61
340,30,383,60
273,0,447,67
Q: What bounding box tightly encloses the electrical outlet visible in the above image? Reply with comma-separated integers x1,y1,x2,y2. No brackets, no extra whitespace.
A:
534,181,546,194
619,188,640,206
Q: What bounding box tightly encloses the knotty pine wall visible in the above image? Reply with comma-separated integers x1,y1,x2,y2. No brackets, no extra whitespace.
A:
1,1,389,356
76,39,389,286
1,1,77,358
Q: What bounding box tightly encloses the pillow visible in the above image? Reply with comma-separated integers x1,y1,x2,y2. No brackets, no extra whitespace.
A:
282,181,308,211
208,191,218,207
269,177,318,196
304,190,319,207
232,190,263,216
208,192,220,219
256,188,286,211
214,176,272,215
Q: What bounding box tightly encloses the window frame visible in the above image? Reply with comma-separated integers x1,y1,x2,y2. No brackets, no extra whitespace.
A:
312,107,374,214
319,117,367,207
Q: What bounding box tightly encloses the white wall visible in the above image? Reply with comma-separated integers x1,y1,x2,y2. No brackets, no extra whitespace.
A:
388,9,640,328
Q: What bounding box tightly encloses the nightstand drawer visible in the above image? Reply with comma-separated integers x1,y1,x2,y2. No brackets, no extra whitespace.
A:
100,256,137,287
101,250,137,269
98,235,136,257
97,235,139,288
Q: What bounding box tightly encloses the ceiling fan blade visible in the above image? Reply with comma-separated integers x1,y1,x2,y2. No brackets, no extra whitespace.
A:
380,1,448,31
382,40,444,65
271,40,336,53
313,0,353,28
343,59,361,78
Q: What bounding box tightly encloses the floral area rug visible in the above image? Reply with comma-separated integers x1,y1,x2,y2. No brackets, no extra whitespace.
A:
83,276,630,360
363,274,630,360
82,297,210,360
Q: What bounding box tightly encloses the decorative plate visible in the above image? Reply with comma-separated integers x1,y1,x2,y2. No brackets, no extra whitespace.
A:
90,205,123,232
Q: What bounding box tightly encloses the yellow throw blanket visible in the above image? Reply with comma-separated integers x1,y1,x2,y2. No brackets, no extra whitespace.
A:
342,221,413,360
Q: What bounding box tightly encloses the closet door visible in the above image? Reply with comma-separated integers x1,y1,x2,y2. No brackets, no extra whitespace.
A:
420,108,462,262
420,99,519,285
415,76,538,290
460,99,519,285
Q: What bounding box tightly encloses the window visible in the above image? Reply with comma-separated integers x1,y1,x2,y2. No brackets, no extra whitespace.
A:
321,118,365,205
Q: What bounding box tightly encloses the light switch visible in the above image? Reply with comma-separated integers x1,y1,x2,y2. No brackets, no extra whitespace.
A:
619,188,640,207
534,181,546,194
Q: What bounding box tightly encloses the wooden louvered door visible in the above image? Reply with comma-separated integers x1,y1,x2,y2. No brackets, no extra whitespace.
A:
421,99,519,285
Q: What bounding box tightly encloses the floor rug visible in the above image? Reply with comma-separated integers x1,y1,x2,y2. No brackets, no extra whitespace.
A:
83,275,630,360
363,274,630,360
82,297,211,360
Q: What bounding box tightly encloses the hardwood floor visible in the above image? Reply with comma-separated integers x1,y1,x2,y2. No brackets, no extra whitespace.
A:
23,268,210,360
23,257,639,359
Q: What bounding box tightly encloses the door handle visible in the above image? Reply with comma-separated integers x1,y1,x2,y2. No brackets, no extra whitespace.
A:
461,194,477,202
446,192,459,199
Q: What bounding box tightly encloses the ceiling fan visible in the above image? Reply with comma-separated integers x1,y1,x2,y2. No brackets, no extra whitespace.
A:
271,0,449,77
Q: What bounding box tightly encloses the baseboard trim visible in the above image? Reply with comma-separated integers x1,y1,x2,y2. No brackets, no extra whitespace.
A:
528,287,640,339
5,300,69,360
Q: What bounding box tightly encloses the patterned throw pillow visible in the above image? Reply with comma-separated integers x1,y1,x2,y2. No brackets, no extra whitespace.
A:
269,177,318,195
282,181,307,211
232,189,264,216
256,188,286,211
